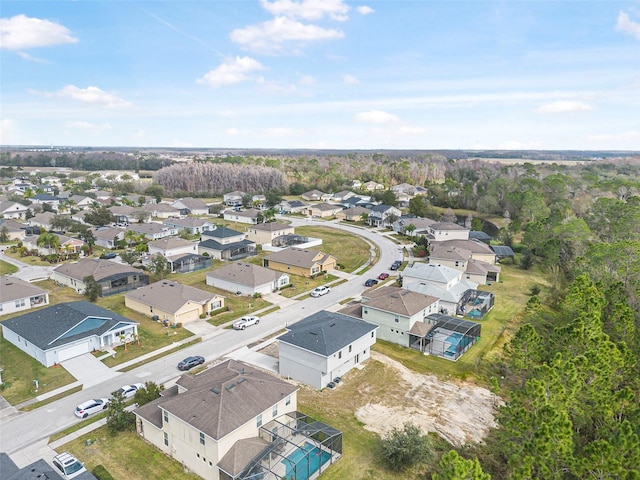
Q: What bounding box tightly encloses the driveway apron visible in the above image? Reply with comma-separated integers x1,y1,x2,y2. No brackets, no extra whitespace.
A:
61,353,120,388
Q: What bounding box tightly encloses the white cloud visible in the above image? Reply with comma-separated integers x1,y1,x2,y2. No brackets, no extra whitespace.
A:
39,85,132,109
260,0,350,22
299,75,316,85
536,100,593,114
0,14,78,50
357,5,375,15
616,11,640,40
343,74,359,85
356,109,400,124
0,118,15,144
196,56,265,88
230,16,344,54
65,121,112,132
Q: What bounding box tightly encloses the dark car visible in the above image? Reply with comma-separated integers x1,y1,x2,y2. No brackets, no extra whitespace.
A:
100,252,117,259
364,279,379,287
177,356,205,371
390,260,402,270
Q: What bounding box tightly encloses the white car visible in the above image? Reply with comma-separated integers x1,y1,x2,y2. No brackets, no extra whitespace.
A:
74,398,109,418
233,316,260,330
310,286,331,297
52,452,87,479
115,383,145,399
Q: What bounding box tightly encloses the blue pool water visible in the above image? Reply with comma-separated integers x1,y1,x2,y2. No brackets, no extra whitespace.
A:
446,332,463,344
283,442,331,480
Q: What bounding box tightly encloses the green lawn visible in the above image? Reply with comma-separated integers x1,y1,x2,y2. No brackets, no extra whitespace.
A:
0,259,18,275
294,225,372,272
61,428,201,480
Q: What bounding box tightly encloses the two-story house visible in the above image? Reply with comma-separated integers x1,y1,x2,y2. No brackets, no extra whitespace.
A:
244,222,294,246
262,248,336,278
367,205,402,227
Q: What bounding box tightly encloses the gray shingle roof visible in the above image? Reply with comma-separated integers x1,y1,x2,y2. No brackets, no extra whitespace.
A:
202,226,244,239
134,359,297,441
125,280,219,313
361,286,439,316
0,276,49,303
206,262,283,287
1,301,137,350
263,248,334,268
278,310,377,356
53,258,140,282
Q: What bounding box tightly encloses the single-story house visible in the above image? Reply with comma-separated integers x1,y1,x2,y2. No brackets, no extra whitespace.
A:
0,276,50,316
0,201,30,219
392,216,437,236
92,226,126,249
307,203,343,218
276,199,308,214
301,189,325,201
109,205,152,224
335,206,370,222
331,190,357,202
206,262,289,296
1,301,139,366
223,190,245,206
162,217,216,235
0,219,27,241
125,280,224,324
134,359,341,480
23,234,84,256
68,194,96,209
127,223,178,240
245,222,295,245
363,181,385,191
52,258,149,296
198,238,257,261
148,237,198,258
28,211,57,230
223,208,262,225
278,310,378,389
263,248,337,277
170,197,209,216
141,202,181,219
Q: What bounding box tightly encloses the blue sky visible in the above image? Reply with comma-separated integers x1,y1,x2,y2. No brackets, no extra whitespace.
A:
1,0,639,150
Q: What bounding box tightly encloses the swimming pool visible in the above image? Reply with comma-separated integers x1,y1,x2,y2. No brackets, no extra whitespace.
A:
282,442,331,480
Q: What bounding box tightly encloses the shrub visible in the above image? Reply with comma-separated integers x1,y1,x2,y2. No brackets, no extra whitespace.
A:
92,465,115,480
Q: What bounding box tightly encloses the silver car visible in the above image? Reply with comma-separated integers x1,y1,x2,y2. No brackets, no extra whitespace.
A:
74,398,109,418
233,316,260,330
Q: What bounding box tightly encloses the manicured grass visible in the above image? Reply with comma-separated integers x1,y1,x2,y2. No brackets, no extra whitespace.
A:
0,259,18,275
22,385,83,412
294,225,372,273
115,337,203,372
0,335,76,405
61,428,201,480
2,249,52,266
279,273,340,298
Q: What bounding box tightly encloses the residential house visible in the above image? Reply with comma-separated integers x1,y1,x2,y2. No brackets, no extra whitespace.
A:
52,258,149,296
0,219,27,241
68,194,96,210
70,210,90,224
392,216,437,236
148,237,210,273
163,217,216,235
402,263,478,315
0,276,49,316
134,359,341,480
198,227,256,261
142,202,181,219
429,244,500,284
390,183,418,196
434,239,498,265
276,199,308,214
351,180,362,190
223,208,262,225
331,190,356,202
109,205,151,224
245,222,294,245
251,194,266,209
30,193,62,211
300,189,325,201
335,206,370,222
339,196,374,209
349,286,439,348
363,181,384,191
223,191,245,206
0,451,98,480
122,194,157,206
92,226,126,250
0,201,30,219
28,211,56,230
206,262,289,296
307,203,343,218
368,204,402,227
1,301,139,366
278,310,378,389
125,280,224,324
427,222,470,242
127,223,178,241
263,248,336,277
171,197,209,216
23,233,84,256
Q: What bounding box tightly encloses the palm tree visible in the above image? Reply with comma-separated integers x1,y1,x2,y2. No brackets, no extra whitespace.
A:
36,232,60,254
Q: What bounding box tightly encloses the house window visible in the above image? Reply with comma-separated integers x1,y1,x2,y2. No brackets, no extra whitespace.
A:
371,331,374,338
200,432,205,445
15,298,25,308
257,414,262,427
163,432,168,446
338,351,342,359
163,410,168,423
395,317,399,323
363,308,368,314
285,395,291,406
348,345,352,353
272,404,278,417
0,304,3,312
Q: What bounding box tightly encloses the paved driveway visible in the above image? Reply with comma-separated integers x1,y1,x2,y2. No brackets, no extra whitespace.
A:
61,353,121,388
0,252,56,282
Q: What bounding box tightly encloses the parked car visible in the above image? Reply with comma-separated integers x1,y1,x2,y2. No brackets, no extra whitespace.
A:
378,272,390,280
100,252,117,259
52,452,87,479
364,279,379,287
390,260,402,270
177,355,205,371
310,286,331,297
233,316,260,330
74,398,109,418
115,383,145,399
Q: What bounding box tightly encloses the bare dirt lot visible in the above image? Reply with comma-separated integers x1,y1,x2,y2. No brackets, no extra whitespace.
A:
354,351,501,446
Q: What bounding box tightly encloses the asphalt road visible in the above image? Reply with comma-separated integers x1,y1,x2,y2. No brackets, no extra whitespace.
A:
0,219,405,456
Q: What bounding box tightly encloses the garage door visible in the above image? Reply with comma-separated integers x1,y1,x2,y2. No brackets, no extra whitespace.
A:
57,342,90,362
177,308,201,323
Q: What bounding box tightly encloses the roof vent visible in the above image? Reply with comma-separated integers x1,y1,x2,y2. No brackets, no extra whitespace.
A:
237,377,246,384
225,383,235,391
211,387,220,394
